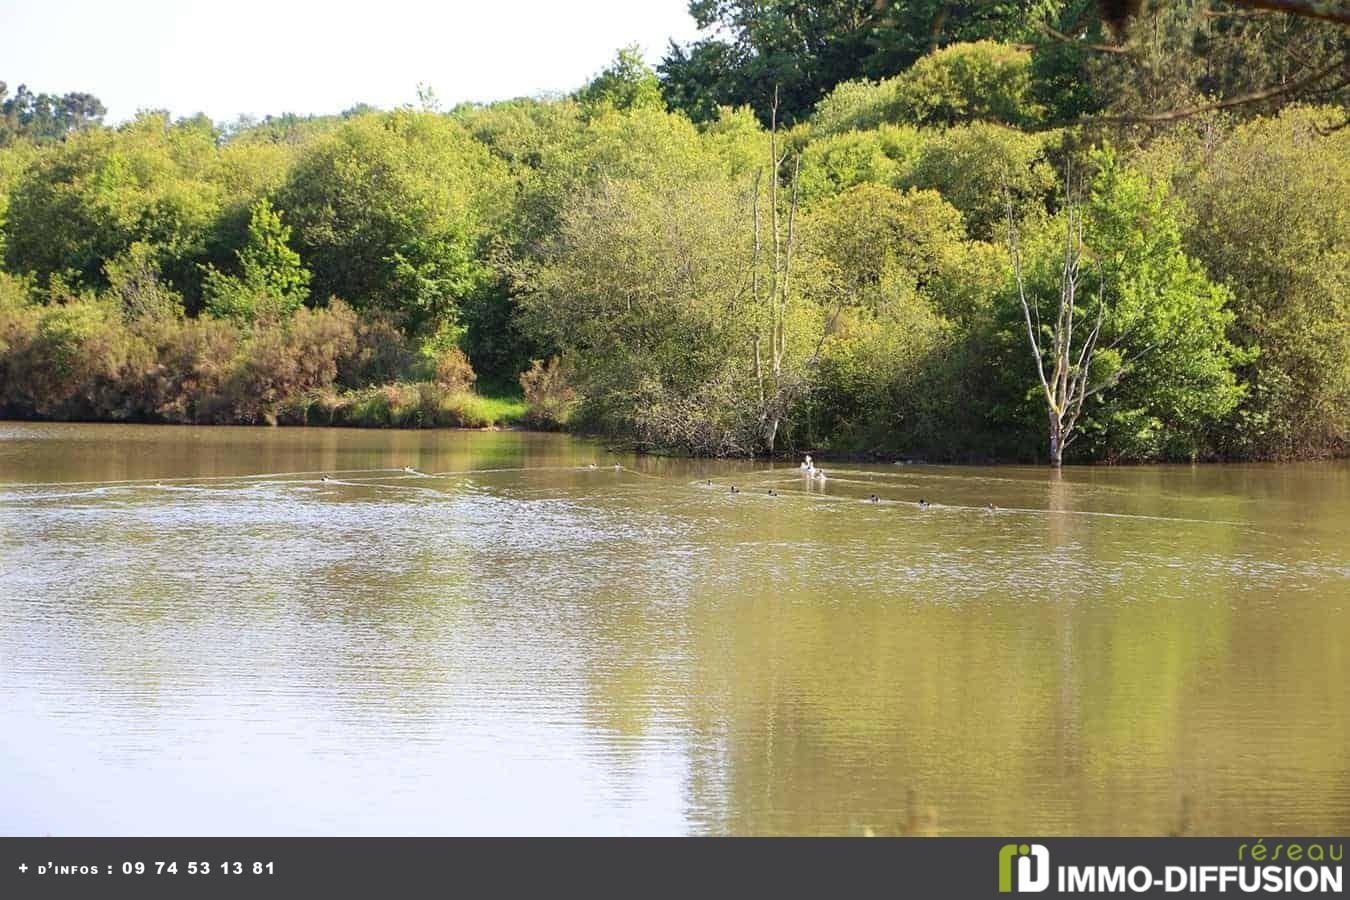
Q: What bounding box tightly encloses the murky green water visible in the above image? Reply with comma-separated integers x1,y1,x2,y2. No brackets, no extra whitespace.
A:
1,422,1347,835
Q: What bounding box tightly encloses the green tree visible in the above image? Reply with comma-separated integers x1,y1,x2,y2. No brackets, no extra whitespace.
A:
0,82,106,145
1147,107,1350,458
797,125,924,204
576,46,665,114
278,110,509,337
659,1,1051,125
1002,153,1247,464
902,122,1057,240
3,112,220,293
201,199,311,324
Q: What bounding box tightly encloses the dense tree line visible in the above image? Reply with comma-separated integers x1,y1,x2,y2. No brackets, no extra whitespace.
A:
0,1,1346,462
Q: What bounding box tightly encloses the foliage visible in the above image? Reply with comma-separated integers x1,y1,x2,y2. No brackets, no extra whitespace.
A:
797,125,924,204
992,152,1249,462
810,41,1045,134
0,81,106,145
520,356,580,429
658,1,1050,125
901,122,1058,240
576,46,665,115
1146,107,1350,458
519,175,757,440
4,112,221,292
295,382,524,429
201,199,310,324
432,345,477,393
277,110,509,337
0,33,1344,462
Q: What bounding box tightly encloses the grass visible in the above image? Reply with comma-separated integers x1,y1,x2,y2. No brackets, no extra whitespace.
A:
452,393,526,427
283,382,528,429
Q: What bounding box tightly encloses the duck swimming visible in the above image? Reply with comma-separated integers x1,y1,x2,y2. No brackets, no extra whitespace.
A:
402,465,417,474
768,489,778,496
730,485,740,494
811,468,827,482
918,498,930,509
800,454,815,473
868,494,880,504
321,475,333,483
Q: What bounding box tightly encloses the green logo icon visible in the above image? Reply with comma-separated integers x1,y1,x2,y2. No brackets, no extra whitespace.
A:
999,843,1050,893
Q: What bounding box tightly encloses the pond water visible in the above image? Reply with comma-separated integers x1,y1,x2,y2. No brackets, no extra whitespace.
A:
1,422,1347,835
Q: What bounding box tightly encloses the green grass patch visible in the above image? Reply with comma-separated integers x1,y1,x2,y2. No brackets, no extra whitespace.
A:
286,382,528,429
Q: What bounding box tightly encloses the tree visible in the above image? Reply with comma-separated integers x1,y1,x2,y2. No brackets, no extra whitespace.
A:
750,102,805,453
1035,0,1350,127
519,174,760,451
797,125,925,204
659,1,1048,125
278,110,509,337
0,82,106,145
1005,154,1246,465
809,41,1045,133
575,46,665,114
201,199,311,324
904,122,1057,240
3,112,220,293
1145,107,1350,458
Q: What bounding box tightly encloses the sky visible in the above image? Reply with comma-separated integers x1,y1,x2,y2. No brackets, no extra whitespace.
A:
0,0,707,123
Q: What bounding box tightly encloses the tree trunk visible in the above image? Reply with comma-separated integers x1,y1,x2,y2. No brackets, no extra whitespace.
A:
1048,411,1063,467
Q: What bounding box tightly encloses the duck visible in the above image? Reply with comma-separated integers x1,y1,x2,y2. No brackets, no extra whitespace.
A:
402,465,418,474
986,502,996,513
613,464,622,471
868,494,880,504
800,454,815,474
321,475,334,483
586,463,598,470
918,498,930,510
730,485,740,494
811,468,827,482
768,489,778,497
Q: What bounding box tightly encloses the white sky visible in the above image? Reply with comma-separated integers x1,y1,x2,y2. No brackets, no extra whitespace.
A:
0,0,706,123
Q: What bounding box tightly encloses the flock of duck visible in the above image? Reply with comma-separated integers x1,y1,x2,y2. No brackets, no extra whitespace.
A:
310,458,997,512
721,454,998,512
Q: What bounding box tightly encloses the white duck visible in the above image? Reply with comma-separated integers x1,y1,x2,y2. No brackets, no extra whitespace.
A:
800,454,815,474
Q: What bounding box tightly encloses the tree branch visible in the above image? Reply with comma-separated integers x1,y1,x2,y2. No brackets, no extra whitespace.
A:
1229,0,1350,26
1038,21,1132,54
1088,55,1349,125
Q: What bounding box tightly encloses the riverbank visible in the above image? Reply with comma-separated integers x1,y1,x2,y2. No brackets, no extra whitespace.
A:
0,382,530,431
4,405,1346,467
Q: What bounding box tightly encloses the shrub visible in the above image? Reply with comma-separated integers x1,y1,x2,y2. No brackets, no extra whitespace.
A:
432,345,477,393
520,357,579,429
337,311,414,387
221,302,357,424
131,314,240,422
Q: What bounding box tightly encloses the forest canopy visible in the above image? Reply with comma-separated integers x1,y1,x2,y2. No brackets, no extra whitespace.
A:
1,0,1347,462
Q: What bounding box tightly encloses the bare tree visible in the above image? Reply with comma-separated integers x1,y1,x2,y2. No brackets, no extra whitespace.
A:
752,88,804,455
1005,176,1138,467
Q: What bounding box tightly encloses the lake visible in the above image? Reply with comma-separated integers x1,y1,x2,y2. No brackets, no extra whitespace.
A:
1,422,1347,835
